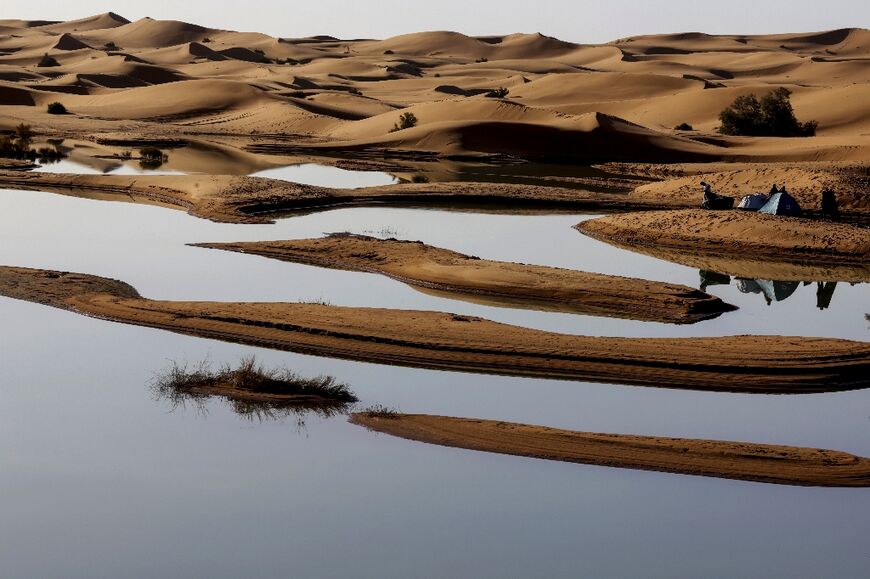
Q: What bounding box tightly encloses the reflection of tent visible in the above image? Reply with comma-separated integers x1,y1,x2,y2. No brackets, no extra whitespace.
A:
737,194,768,211
736,279,763,294
816,281,837,310
699,269,730,291
736,278,800,304
759,191,802,216
756,279,800,302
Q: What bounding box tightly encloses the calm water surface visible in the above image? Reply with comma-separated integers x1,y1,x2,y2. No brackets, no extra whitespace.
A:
0,187,868,579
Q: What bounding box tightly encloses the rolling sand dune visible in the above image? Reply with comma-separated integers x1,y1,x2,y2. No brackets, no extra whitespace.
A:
193,233,734,323
1,14,868,162
1,266,869,393
351,413,870,487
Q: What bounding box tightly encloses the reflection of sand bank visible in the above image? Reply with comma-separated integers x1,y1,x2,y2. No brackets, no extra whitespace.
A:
2,265,870,394
578,210,870,280
351,413,870,487
195,233,734,324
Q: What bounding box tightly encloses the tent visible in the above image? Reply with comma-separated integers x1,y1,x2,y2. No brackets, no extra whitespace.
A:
759,191,802,216
737,193,768,211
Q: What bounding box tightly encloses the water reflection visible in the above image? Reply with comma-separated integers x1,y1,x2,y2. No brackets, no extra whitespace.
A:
150,357,356,427
700,270,840,309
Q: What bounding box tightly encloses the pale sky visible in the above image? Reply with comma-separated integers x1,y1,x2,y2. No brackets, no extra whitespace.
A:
4,0,869,43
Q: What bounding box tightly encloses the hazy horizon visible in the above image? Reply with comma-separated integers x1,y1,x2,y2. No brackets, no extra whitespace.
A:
4,0,869,44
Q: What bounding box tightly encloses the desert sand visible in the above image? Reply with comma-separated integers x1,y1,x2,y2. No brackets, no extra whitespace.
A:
193,233,733,323
1,265,869,393
1,15,869,165
578,210,870,266
351,413,870,487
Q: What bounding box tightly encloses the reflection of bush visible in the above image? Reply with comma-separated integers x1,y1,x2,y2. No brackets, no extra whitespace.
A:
138,146,168,169
1,124,65,162
151,357,358,424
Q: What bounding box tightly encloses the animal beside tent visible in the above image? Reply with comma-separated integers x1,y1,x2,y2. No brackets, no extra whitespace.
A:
700,181,734,210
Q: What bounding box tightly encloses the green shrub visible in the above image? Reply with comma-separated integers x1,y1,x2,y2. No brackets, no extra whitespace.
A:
719,87,817,137
47,102,67,115
37,53,60,67
485,87,509,98
674,122,693,131
390,112,418,132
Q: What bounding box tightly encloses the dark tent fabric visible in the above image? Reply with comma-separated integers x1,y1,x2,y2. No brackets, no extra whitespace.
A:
756,279,800,302
759,191,802,216
737,193,769,211
699,270,730,291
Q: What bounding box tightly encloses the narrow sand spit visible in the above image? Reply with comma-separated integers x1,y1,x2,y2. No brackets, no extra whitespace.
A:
0,171,677,223
193,233,734,323
350,413,870,487
577,210,870,265
1,266,869,393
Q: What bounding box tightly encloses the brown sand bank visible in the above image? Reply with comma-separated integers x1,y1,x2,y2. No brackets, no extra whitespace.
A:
351,413,870,487
194,233,733,323
577,210,870,266
0,170,673,223
1,266,869,393
625,165,870,217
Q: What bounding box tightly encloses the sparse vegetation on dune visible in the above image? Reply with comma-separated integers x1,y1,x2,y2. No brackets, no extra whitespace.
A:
47,102,68,115
390,112,418,132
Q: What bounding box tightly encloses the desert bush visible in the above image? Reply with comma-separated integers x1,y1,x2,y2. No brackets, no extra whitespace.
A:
485,87,509,98
390,112,418,132
475,57,488,63
360,404,400,418
383,49,394,55
37,53,60,67
411,174,429,183
103,41,119,51
46,102,67,115
718,87,817,137
201,37,211,43
674,122,693,131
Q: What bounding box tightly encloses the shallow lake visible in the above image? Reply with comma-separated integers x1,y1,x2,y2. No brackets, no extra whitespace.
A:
1,187,868,578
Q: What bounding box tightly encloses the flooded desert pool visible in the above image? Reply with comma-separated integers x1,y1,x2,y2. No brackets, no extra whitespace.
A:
1,186,868,578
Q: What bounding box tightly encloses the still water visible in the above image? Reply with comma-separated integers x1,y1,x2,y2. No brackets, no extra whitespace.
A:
0,187,868,578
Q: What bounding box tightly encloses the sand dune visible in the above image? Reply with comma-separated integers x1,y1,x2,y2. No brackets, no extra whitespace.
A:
351,413,870,487
2,14,867,162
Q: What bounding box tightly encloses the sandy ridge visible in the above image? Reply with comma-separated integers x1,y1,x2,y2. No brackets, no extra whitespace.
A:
351,413,870,487
577,210,870,266
193,233,734,323
1,266,869,393
0,170,680,223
